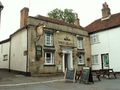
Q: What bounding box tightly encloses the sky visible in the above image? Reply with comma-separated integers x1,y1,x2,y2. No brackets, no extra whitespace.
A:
0,0,120,41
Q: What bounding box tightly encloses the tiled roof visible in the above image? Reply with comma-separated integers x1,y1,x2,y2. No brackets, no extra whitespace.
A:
29,15,84,30
85,13,120,33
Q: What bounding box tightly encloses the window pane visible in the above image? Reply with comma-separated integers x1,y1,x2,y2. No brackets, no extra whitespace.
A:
77,38,83,49
45,33,53,46
92,55,98,64
3,54,8,61
90,35,99,44
45,52,54,64
78,54,84,64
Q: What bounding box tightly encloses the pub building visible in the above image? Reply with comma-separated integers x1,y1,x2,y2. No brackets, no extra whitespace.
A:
0,7,91,76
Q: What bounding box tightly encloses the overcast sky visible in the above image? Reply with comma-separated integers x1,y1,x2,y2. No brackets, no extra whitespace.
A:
0,0,120,41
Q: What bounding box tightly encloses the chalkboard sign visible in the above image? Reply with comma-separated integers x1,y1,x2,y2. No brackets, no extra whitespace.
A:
64,69,76,82
80,67,93,84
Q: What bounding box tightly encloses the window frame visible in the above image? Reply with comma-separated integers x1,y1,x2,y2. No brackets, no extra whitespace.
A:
45,32,53,46
77,37,83,49
44,52,54,65
78,53,85,65
92,55,99,65
3,54,8,61
90,34,99,45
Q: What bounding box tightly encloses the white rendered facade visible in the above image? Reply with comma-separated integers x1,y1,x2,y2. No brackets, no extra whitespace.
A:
91,27,120,72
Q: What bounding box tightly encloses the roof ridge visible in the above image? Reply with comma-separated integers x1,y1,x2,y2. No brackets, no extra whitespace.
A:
85,12,120,33
29,15,84,29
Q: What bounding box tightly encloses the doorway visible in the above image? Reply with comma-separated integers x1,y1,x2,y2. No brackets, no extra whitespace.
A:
101,53,109,69
62,49,73,72
64,54,70,70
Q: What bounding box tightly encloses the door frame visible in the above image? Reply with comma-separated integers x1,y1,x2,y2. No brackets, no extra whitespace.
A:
62,49,73,72
101,53,109,69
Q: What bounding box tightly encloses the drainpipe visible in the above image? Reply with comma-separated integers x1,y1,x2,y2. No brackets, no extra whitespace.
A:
26,25,30,76
9,37,11,72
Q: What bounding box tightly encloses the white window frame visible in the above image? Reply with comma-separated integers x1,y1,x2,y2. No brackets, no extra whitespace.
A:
77,38,83,49
45,52,54,65
78,54,84,65
45,33,53,46
92,55,99,65
90,34,99,44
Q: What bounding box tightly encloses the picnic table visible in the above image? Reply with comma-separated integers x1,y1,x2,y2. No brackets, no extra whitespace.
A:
92,69,117,81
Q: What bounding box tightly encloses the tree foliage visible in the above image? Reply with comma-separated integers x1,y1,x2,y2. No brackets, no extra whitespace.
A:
48,8,76,24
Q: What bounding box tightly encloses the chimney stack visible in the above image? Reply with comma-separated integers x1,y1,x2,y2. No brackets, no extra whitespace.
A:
74,13,80,27
101,2,111,19
20,7,29,28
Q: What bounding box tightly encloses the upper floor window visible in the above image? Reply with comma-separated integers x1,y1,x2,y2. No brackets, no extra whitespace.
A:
45,52,54,65
78,54,84,65
77,37,83,49
92,55,98,65
90,34,99,44
45,33,53,46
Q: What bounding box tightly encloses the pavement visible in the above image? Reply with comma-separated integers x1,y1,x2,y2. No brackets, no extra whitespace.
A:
0,70,120,90
0,70,63,85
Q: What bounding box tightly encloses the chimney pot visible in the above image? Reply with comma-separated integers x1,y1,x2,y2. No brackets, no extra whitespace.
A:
101,2,111,19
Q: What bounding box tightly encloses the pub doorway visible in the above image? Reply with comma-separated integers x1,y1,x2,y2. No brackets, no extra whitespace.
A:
62,49,73,72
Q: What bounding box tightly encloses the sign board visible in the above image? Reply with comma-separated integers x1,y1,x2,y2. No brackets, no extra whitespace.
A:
35,45,42,60
64,69,76,82
80,67,93,84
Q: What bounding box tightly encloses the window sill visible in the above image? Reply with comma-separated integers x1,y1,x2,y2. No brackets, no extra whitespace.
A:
44,45,54,47
78,64,85,66
77,49,84,50
92,64,99,65
44,64,55,66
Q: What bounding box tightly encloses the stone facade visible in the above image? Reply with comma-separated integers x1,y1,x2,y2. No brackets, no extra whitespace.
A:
26,16,91,76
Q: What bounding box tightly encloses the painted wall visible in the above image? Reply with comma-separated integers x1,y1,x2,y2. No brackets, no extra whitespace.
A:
10,29,27,72
0,41,10,69
91,27,120,72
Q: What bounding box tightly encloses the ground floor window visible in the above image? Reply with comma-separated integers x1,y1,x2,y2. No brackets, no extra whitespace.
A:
3,54,8,61
78,53,84,65
45,52,54,65
92,55,98,65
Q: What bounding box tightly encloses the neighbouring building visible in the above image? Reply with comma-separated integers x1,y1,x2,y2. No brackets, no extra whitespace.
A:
0,39,10,69
85,2,120,72
0,7,91,76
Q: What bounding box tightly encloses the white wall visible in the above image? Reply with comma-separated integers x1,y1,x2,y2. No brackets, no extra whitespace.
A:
0,41,10,69
91,27,120,72
10,29,27,72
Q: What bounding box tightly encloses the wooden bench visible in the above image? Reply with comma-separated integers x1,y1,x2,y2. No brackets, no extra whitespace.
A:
92,70,101,81
99,69,117,79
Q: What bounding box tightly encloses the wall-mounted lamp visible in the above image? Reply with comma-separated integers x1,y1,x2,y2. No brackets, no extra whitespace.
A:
56,30,60,34
76,35,79,37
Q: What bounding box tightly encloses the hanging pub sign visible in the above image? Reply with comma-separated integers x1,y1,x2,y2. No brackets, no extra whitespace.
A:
35,45,42,60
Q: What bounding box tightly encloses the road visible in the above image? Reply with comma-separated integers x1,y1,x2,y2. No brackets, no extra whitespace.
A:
0,70,120,90
0,78,120,90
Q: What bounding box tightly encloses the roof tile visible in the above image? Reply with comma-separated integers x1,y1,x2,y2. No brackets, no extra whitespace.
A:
85,13,120,33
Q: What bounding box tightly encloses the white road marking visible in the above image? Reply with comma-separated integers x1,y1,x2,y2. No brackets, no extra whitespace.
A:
0,79,64,87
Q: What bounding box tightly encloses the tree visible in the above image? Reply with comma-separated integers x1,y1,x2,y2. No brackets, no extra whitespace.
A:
48,8,76,24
